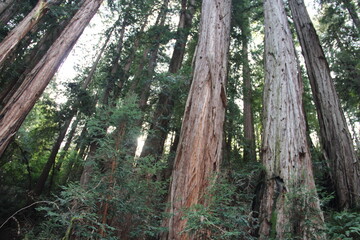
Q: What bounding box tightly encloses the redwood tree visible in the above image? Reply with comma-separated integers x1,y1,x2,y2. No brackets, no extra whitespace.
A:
258,0,325,238
0,0,52,67
161,0,231,238
289,0,360,209
0,0,104,158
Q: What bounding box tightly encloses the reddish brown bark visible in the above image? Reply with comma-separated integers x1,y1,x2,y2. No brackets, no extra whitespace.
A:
0,0,50,67
0,0,104,158
258,0,325,238
161,0,231,238
289,0,360,209
0,5,84,109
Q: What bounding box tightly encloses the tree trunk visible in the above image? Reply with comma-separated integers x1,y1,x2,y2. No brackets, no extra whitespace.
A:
32,26,110,195
241,17,256,162
79,14,149,187
0,0,50,67
0,0,19,26
33,117,73,196
161,0,231,238
289,0,360,209
0,0,104,158
62,122,88,185
122,0,170,159
0,0,15,16
0,4,81,109
258,0,325,239
140,0,195,161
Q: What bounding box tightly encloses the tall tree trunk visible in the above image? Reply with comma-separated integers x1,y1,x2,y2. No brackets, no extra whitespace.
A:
0,0,104,158
161,0,231,238
32,29,111,195
140,0,195,160
122,0,170,159
62,122,88,185
0,4,81,108
289,0,360,209
258,0,325,239
0,0,50,67
50,116,80,188
79,14,149,187
33,117,73,196
0,0,15,16
0,0,19,26
241,17,256,162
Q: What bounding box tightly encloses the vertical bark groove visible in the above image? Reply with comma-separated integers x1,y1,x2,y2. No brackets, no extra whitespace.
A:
289,0,360,209
258,0,325,238
161,0,231,239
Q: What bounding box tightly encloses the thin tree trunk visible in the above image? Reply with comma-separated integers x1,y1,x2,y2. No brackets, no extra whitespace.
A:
33,117,73,196
0,0,50,67
289,0,360,209
51,117,80,181
123,0,170,159
140,0,195,161
241,18,256,162
62,122,87,185
258,0,325,239
33,30,111,195
341,0,360,32
161,0,231,238
79,14,149,187
0,0,104,158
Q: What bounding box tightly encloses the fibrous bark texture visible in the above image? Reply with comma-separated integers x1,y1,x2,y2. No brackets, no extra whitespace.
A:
258,0,325,239
289,0,360,209
0,0,49,67
0,0,103,158
161,0,231,239
0,4,80,109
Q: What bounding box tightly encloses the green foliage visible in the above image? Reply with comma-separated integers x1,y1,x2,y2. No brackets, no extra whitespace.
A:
326,211,360,240
282,183,326,240
318,1,360,120
181,163,262,240
26,153,168,239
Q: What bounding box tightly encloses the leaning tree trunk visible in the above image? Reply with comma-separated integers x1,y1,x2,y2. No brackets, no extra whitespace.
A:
0,2,82,109
289,0,360,209
32,27,113,196
120,0,169,159
0,0,19,26
0,0,15,16
161,0,231,239
0,0,104,158
258,0,325,239
0,0,51,67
